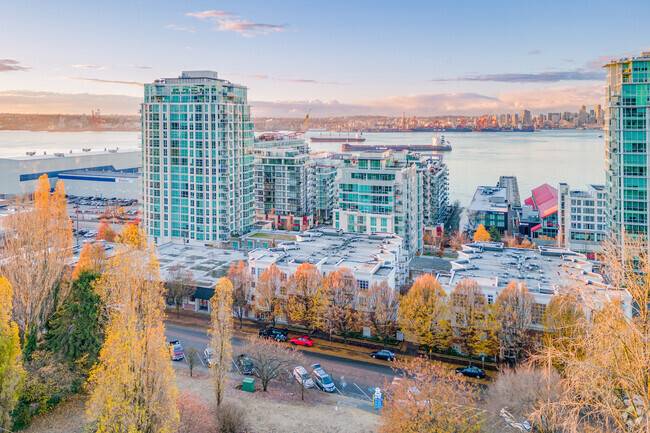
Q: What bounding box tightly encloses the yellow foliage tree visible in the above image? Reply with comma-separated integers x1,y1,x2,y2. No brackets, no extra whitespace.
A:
73,241,107,278
253,264,285,326
117,221,146,249
1,174,72,334
210,278,233,406
0,278,23,430
286,262,323,334
449,279,497,358
398,274,450,351
472,224,491,242
87,239,178,432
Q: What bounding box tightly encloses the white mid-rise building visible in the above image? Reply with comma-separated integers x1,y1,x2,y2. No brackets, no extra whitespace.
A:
312,154,343,223
141,71,255,245
557,183,607,255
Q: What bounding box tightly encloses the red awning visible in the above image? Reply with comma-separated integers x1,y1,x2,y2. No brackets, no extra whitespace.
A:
531,224,542,233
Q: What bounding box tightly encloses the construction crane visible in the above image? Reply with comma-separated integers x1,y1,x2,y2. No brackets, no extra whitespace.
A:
301,108,311,133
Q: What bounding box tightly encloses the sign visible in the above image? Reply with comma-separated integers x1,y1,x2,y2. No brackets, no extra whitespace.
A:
396,331,404,342
373,387,382,410
362,327,371,338
115,178,134,183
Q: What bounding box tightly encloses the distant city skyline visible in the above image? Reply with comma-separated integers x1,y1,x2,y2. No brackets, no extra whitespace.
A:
1,0,649,116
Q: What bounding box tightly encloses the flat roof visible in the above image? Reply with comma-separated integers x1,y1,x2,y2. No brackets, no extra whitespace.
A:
468,186,509,213
4,148,141,162
59,169,139,179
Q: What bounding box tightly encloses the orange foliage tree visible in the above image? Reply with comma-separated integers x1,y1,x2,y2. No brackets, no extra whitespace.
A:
73,241,107,278
252,264,285,326
318,267,361,345
472,224,491,242
96,221,116,242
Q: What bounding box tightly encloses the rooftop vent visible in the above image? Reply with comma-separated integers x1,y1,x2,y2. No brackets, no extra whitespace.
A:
54,153,65,157
25,151,36,156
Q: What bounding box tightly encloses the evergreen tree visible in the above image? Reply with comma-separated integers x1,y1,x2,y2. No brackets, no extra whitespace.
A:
46,270,104,366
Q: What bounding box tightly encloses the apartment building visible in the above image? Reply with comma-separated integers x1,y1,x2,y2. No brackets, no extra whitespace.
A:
557,183,607,255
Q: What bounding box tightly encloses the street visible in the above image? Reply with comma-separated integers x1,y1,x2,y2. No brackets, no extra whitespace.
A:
166,322,398,401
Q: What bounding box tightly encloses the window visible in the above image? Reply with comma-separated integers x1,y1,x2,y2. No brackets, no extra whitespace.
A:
532,303,546,325
358,280,369,290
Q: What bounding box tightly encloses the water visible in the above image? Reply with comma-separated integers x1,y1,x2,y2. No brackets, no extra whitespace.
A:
0,129,605,207
309,129,605,205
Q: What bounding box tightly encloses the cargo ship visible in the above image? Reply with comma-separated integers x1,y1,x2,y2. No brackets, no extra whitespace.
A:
341,136,451,152
311,132,365,143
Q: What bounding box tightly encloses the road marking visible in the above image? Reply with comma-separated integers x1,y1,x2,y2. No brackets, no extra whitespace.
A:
353,383,372,401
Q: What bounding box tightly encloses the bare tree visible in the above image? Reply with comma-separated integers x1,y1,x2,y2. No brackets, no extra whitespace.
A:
362,281,399,348
1,175,72,336
253,264,285,326
318,268,361,345
241,335,302,392
185,346,200,378
227,261,253,329
166,264,196,318
210,278,233,406
494,281,534,364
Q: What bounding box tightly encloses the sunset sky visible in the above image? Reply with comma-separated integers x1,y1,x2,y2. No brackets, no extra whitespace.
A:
1,0,649,116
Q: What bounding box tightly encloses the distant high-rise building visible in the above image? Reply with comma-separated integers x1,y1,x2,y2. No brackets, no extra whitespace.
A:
141,71,255,245
594,104,603,124
604,52,650,243
578,105,588,126
521,110,532,125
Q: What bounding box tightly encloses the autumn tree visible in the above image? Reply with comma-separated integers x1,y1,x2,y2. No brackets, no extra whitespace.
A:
449,231,468,251
541,293,586,372
0,278,22,430
286,262,323,334
96,221,116,242
398,274,451,352
227,261,253,329
319,268,361,345
177,391,216,433
87,236,178,432
449,279,497,359
242,335,303,392
165,264,196,318
473,224,491,242
494,281,534,364
253,264,285,326
0,175,72,335
210,277,233,406
46,269,104,366
73,241,107,278
363,281,399,347
116,220,146,249
380,358,483,433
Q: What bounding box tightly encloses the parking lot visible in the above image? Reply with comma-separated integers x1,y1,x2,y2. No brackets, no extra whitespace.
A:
66,194,142,243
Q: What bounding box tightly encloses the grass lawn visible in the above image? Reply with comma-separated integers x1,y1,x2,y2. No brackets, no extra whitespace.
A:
248,232,297,241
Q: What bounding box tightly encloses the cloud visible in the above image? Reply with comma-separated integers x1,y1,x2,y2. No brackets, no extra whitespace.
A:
70,77,143,87
223,72,346,85
432,70,605,83
165,24,194,32
0,59,29,72
186,10,286,36
72,64,107,70
0,90,140,115
128,64,152,69
250,74,269,79
185,46,195,50
528,49,541,55
250,84,604,117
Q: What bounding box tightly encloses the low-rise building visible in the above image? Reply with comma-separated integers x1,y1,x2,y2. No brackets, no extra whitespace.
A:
466,186,511,233
557,183,606,256
524,183,558,239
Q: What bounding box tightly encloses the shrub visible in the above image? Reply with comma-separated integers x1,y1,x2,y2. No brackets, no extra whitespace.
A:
215,401,247,433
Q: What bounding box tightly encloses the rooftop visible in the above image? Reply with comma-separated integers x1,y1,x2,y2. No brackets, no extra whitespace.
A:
4,148,140,162
468,186,509,213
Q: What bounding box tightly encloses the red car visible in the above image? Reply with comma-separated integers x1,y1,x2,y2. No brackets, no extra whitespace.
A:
290,336,314,347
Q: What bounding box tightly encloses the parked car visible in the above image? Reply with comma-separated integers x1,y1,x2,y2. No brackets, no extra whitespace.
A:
204,347,216,366
311,364,336,392
290,336,314,347
455,366,486,379
169,340,185,361
237,354,255,375
292,366,314,388
370,350,396,361
258,327,288,342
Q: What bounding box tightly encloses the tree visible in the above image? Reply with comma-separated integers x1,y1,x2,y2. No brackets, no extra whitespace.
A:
87,238,179,432
380,358,483,433
184,346,200,378
487,225,501,242
165,264,197,318
363,281,399,348
449,231,468,251
449,279,497,358
177,391,216,433
209,277,233,406
227,261,253,329
0,278,22,430
116,220,146,249
46,269,104,366
398,274,450,352
319,268,361,345
286,262,323,334
242,335,302,392
494,282,534,364
0,175,72,336
73,241,107,278
473,224,491,242
253,264,285,326
96,221,116,242
541,293,585,372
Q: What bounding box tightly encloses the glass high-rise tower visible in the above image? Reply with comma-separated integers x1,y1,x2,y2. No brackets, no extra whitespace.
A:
604,53,650,242
141,71,255,245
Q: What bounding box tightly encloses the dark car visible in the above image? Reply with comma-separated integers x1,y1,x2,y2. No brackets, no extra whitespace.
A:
371,350,396,361
455,366,486,379
258,327,288,342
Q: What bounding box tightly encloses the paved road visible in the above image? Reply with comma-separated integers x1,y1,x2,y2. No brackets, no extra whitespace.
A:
166,322,398,401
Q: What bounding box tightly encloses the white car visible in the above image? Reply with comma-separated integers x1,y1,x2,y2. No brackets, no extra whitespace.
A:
293,366,314,388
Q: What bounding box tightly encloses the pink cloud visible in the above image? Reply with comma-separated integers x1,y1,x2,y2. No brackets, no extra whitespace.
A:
186,10,286,37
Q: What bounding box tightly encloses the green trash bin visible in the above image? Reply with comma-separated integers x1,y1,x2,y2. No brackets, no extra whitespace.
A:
242,377,255,393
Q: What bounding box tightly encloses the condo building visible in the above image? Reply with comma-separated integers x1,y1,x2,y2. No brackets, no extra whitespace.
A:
312,154,343,223
333,151,423,259
557,183,607,255
141,71,255,245
604,52,650,241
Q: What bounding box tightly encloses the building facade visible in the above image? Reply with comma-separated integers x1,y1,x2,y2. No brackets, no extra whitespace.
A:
604,52,650,242
253,134,314,230
333,152,423,258
312,154,343,223
412,154,449,229
557,183,607,255
467,186,511,233
141,71,255,245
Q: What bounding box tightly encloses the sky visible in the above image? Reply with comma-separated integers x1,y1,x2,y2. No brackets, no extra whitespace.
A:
1,0,649,117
